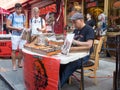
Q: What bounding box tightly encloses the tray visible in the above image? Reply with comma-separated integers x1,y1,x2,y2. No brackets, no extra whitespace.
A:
24,43,61,56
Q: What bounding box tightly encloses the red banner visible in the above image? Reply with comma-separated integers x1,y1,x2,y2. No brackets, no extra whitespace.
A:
23,52,60,90
39,4,56,15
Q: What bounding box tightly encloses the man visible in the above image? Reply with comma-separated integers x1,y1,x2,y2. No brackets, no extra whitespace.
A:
60,12,94,87
30,7,46,35
6,3,26,71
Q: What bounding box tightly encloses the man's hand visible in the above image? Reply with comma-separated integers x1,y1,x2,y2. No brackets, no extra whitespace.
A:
72,39,81,46
37,28,42,32
72,39,93,49
17,28,23,31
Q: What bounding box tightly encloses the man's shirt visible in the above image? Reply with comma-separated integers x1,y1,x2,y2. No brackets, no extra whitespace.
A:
8,12,26,36
73,25,94,54
30,17,45,35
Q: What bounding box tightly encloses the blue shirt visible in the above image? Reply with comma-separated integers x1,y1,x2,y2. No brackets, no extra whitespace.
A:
73,25,94,54
7,12,26,36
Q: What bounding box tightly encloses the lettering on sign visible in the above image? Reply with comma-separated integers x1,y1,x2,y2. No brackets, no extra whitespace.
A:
0,42,6,46
86,2,97,8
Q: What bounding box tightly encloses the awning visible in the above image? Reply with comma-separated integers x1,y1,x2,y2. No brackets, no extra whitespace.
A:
0,0,28,10
0,7,10,14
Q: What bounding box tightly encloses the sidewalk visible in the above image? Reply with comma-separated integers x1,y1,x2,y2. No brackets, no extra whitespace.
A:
0,59,26,90
0,57,115,90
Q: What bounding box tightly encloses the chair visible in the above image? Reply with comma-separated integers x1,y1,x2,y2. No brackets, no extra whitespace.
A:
69,37,104,85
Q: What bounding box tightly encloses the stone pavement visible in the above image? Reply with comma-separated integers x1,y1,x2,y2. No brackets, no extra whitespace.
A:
0,57,115,90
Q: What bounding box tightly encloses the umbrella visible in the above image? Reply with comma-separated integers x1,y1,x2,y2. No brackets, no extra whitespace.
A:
0,7,10,34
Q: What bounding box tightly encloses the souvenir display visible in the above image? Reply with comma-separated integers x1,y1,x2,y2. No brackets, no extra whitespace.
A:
24,33,63,56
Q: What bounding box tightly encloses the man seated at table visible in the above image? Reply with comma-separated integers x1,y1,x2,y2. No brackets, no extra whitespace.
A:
60,12,94,87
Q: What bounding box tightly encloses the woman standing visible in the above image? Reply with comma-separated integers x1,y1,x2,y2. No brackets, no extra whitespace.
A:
86,13,96,29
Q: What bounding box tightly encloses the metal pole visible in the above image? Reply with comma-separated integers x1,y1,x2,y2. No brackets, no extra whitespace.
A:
1,14,3,34
80,58,84,90
64,0,67,26
81,0,84,14
115,35,120,90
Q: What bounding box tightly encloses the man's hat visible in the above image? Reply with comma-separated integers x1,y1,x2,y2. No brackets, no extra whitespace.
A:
70,12,84,20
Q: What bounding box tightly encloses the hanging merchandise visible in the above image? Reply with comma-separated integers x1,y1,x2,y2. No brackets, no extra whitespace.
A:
54,0,64,34
45,12,55,33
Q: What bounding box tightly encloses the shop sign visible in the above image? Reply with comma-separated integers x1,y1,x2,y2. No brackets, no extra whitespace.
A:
86,0,95,3
86,1,97,8
39,4,56,15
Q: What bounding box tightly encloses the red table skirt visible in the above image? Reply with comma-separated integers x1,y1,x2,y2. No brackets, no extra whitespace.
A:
23,52,60,90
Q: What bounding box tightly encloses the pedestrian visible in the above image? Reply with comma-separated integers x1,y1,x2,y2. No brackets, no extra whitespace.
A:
85,13,96,29
30,7,46,36
60,12,94,87
98,12,107,35
6,3,26,71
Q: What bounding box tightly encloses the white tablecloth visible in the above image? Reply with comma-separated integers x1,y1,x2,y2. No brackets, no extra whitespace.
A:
22,48,89,64
0,34,11,38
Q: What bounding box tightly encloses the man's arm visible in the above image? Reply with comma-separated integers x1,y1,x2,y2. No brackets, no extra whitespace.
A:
41,24,46,32
70,39,93,52
37,19,46,33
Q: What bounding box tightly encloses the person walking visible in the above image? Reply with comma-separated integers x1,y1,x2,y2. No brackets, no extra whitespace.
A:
6,3,26,71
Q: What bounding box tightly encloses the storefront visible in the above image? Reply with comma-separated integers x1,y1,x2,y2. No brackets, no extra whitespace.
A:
84,0,109,22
